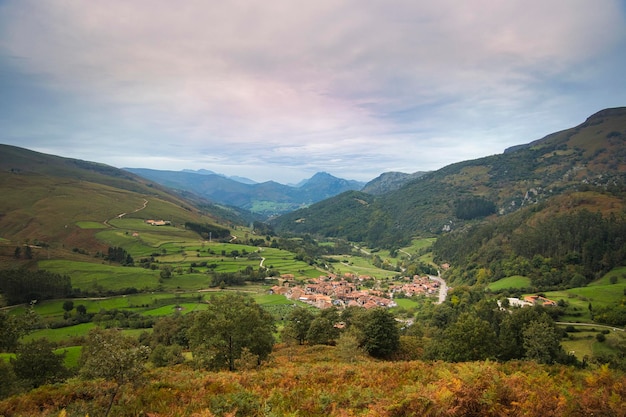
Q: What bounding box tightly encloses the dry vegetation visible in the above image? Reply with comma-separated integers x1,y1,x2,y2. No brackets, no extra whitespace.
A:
1,344,625,417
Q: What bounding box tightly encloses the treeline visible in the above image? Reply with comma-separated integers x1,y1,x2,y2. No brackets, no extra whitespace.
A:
415,286,577,365
208,266,271,287
0,269,72,305
105,246,134,265
434,209,626,288
184,222,230,240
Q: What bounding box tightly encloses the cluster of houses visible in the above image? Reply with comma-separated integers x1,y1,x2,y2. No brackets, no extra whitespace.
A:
270,272,442,309
522,294,557,306
389,275,441,298
501,295,558,309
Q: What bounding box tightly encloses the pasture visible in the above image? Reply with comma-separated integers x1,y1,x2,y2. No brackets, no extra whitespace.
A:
487,275,532,291
560,328,626,361
545,267,626,306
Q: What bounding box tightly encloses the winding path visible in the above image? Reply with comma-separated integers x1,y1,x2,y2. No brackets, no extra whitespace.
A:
103,198,149,227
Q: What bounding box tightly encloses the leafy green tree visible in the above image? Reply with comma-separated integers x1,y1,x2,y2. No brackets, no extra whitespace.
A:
62,300,74,313
498,306,544,361
306,316,338,346
336,331,362,363
0,360,17,399
149,344,185,367
283,307,314,345
80,328,151,417
149,314,192,348
76,304,87,316
189,293,275,371
0,310,22,352
432,312,498,362
354,308,400,359
159,265,173,279
522,317,566,364
11,339,68,389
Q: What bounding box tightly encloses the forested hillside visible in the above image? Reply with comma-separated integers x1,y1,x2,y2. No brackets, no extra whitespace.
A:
272,107,626,252
434,199,626,288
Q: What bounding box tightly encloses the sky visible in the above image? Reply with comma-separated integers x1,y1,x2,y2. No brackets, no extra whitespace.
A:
1,1,625,184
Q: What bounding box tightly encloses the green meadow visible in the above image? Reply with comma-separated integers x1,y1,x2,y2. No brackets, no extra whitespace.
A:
487,275,532,291
560,329,626,361
37,260,163,292
392,298,422,310
545,267,626,305
22,323,97,343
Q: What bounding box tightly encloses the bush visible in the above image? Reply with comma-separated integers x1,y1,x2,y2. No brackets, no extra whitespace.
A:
11,339,69,389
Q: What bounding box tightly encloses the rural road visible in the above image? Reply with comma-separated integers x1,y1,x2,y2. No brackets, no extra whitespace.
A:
556,322,625,332
429,272,448,304
103,198,149,227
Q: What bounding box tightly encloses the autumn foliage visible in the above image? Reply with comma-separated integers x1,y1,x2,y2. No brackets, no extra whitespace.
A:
0,344,625,417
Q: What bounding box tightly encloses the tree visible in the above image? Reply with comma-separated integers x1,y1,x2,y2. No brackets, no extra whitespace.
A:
0,311,22,352
0,269,72,305
283,307,314,345
11,339,68,389
149,314,192,348
150,344,185,367
76,304,87,316
336,331,362,363
80,328,151,417
306,316,338,346
62,300,74,313
159,265,173,279
522,317,565,364
498,306,545,361
433,312,498,362
0,360,17,399
353,308,400,359
188,293,275,371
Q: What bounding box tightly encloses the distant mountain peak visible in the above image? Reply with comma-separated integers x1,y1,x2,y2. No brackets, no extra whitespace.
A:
362,171,428,195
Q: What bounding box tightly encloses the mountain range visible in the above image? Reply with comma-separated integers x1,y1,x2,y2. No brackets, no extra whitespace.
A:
1,106,624,258
123,168,366,218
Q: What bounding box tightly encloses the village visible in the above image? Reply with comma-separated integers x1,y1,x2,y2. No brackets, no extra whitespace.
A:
270,273,442,309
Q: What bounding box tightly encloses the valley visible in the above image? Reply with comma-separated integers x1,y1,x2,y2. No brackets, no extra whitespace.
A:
1,107,626,416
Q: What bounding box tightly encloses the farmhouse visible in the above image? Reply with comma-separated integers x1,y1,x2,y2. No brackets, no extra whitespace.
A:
145,219,171,226
523,295,557,307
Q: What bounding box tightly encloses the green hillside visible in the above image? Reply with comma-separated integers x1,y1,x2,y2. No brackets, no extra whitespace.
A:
272,107,626,249
0,145,240,262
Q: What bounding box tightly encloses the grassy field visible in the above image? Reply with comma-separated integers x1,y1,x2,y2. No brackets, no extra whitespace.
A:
75,221,108,229
22,323,97,343
38,260,164,292
15,288,303,344
392,298,421,309
329,254,398,279
487,275,532,291
394,237,437,266
57,346,82,368
560,328,626,361
524,267,626,323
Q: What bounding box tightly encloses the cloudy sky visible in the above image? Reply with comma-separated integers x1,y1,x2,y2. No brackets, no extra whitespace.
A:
1,1,625,184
